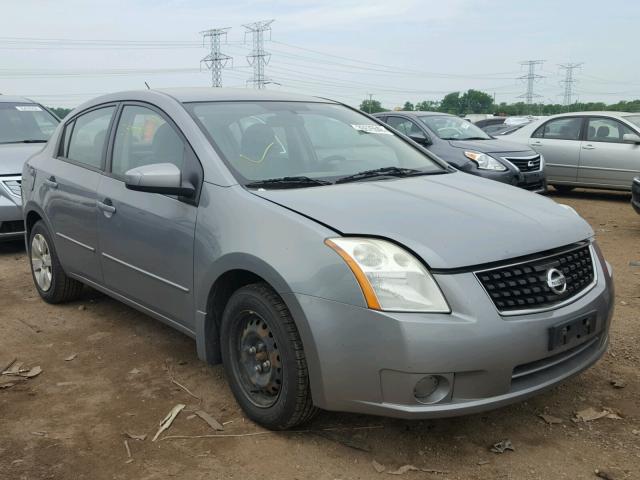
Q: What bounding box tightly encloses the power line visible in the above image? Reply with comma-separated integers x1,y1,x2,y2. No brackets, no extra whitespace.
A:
243,20,275,89
518,60,545,104
559,62,583,105
200,28,232,87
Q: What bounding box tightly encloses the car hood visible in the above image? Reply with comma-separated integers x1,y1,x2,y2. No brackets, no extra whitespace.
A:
448,138,532,154
0,143,44,175
252,172,593,269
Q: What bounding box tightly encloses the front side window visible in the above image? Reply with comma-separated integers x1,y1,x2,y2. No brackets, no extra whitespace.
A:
586,117,634,143
65,106,115,169
111,106,185,177
185,101,444,185
386,117,425,138
0,103,59,144
418,115,490,140
623,115,640,129
533,117,582,140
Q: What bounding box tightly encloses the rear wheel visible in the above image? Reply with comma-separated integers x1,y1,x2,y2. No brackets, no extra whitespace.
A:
220,283,317,430
553,185,575,194
29,221,83,303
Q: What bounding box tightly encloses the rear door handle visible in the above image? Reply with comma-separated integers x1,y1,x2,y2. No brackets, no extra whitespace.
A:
582,144,595,150
44,176,58,188
531,141,542,146
97,199,116,214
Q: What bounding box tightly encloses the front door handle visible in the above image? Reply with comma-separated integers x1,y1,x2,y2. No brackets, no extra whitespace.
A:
582,144,595,150
530,141,542,146
44,176,58,188
97,199,116,215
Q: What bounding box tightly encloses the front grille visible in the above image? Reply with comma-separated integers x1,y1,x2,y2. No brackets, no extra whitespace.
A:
475,243,596,314
1,177,22,197
503,155,541,172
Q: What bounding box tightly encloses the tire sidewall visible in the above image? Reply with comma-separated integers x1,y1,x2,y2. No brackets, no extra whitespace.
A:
220,287,301,429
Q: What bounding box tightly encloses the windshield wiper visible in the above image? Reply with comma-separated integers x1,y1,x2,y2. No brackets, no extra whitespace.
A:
245,176,332,189
441,136,488,141
1,139,48,144
335,166,425,184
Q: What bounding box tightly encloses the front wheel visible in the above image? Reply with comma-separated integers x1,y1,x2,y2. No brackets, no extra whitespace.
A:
220,283,317,430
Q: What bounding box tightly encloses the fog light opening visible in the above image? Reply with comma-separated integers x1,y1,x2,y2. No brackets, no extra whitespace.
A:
413,375,451,405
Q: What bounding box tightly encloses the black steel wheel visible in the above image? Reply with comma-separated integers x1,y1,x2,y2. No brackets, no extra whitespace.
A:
220,282,318,430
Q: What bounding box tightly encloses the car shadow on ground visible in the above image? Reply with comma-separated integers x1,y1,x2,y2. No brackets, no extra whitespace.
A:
548,188,631,203
0,239,25,256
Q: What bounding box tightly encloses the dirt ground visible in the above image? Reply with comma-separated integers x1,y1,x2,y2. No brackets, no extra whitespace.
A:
1,189,639,480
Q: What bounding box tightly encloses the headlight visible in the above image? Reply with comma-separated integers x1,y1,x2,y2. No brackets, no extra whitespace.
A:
464,151,507,171
325,237,450,313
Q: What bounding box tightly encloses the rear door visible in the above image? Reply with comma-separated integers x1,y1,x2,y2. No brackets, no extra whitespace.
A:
529,116,584,184
577,116,640,188
42,105,116,283
96,103,201,329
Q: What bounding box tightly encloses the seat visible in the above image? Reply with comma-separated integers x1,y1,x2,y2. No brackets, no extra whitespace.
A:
152,124,184,167
596,125,610,140
588,126,596,139
237,124,283,179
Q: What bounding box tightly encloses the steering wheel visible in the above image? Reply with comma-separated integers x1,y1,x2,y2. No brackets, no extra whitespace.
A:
318,154,346,170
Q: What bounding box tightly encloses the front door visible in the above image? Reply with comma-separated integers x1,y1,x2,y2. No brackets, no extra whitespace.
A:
96,104,198,328
529,116,583,184
577,117,640,188
42,105,116,284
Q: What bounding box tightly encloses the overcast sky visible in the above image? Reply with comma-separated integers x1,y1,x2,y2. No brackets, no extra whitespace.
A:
1,0,638,108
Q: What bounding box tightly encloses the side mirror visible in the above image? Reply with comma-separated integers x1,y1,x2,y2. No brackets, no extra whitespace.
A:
409,133,431,146
124,163,195,197
622,133,640,144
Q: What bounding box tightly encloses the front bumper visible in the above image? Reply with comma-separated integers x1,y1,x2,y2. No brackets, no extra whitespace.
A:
0,191,24,241
632,177,640,214
461,163,547,193
285,252,614,419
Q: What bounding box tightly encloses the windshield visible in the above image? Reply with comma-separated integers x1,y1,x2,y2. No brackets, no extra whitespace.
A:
0,103,59,144
624,115,640,130
419,115,491,140
185,101,445,186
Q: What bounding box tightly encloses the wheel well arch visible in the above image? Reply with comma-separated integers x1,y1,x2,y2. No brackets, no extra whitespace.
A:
25,209,43,238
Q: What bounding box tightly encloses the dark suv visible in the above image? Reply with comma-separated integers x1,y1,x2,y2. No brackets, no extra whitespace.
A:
374,111,546,193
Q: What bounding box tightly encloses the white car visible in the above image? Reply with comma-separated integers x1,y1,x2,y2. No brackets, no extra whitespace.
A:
500,111,640,192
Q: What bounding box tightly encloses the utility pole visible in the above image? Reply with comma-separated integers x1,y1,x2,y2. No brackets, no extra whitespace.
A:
517,60,545,109
243,19,274,89
200,28,232,88
367,93,374,114
559,62,583,106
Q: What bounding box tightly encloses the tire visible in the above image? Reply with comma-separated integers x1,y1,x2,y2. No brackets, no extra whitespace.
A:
28,220,83,304
220,282,318,430
553,185,575,194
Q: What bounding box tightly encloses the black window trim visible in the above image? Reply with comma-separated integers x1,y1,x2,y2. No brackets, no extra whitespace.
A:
584,115,636,144
55,102,119,173
532,115,586,141
103,100,204,206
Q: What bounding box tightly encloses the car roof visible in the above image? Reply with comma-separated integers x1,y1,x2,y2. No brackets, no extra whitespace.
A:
547,111,634,119
0,95,37,104
373,111,453,118
77,87,337,110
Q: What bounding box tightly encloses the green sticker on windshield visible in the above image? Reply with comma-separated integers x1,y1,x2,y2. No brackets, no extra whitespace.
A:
351,124,392,135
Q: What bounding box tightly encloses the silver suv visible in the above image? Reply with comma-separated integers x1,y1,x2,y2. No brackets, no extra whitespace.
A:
22,89,614,430
1,96,59,241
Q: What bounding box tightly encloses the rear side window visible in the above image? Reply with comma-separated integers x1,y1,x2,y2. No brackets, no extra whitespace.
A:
586,117,634,143
64,106,115,169
111,105,185,178
532,117,582,140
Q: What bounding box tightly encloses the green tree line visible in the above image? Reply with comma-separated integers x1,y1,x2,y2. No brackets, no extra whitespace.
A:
361,90,640,116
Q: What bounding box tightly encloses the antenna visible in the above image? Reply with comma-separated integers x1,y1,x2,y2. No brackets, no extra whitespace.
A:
144,81,151,90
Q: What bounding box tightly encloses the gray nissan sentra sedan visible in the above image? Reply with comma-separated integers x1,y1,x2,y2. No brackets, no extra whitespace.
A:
22,88,614,430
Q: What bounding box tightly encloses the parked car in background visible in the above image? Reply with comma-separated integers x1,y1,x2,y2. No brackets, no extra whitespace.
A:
500,112,640,192
632,177,640,214
1,95,59,241
23,88,612,429
374,111,546,192
478,116,541,136
474,116,507,130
